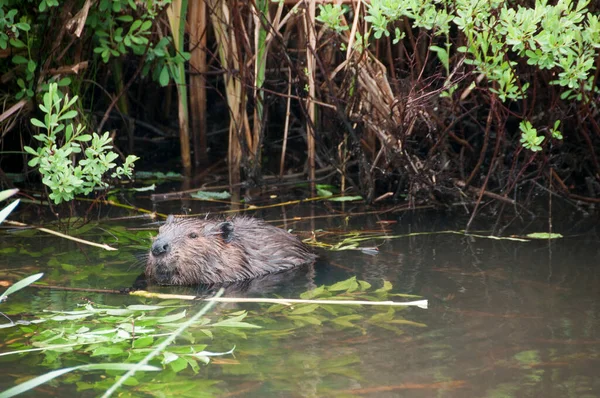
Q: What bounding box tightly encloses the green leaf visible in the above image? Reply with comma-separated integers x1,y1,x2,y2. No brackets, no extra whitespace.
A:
300,285,326,299
58,110,78,121
23,146,38,156
0,199,20,225
190,190,231,200
9,38,26,49
27,60,36,73
374,280,393,293
158,66,169,87
156,310,187,323
331,314,362,328
168,357,189,373
317,187,333,197
0,273,43,302
57,77,72,87
525,232,563,239
289,304,319,315
328,277,358,291
12,55,28,65
91,346,124,357
130,19,142,31
328,196,363,202
30,118,46,129
357,280,371,291
140,20,152,32
75,134,92,142
211,320,261,329
133,336,154,348
211,313,261,328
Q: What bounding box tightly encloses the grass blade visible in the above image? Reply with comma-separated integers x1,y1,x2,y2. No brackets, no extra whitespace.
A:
0,364,160,398
0,199,19,224
0,273,44,302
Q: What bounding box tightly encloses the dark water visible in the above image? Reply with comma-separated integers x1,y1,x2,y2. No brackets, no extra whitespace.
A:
0,200,599,397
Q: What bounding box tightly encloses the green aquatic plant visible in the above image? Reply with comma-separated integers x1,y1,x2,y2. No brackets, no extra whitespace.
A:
0,277,425,396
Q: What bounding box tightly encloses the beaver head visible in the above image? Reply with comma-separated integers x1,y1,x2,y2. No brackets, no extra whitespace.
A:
145,215,316,285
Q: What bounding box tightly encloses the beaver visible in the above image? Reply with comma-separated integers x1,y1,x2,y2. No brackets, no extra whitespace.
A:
146,215,317,285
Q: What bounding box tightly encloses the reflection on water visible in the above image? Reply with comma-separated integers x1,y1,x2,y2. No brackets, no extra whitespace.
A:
0,204,599,397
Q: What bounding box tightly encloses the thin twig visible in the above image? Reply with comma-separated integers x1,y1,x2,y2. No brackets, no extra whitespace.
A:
131,291,428,309
279,67,292,176
4,220,117,251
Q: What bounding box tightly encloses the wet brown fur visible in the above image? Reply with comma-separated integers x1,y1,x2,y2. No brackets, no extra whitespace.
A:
145,216,317,285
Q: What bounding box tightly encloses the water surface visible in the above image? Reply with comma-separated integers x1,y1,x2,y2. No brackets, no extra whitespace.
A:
0,201,598,397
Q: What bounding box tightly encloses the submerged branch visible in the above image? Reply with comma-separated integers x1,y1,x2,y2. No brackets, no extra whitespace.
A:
130,291,428,309
3,220,117,251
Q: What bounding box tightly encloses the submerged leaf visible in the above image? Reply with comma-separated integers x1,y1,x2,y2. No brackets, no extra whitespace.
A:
289,304,320,315
299,285,327,300
328,277,359,292
211,313,261,329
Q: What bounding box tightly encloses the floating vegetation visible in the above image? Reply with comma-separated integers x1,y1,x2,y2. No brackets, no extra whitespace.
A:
0,275,426,396
525,232,563,240
307,228,540,252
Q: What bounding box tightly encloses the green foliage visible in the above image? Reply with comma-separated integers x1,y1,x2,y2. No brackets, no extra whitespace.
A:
87,0,191,87
0,364,160,398
316,4,349,34
526,232,563,239
550,120,563,140
1,0,186,105
519,119,563,153
0,278,424,395
0,5,29,50
519,120,544,152
24,83,139,204
319,0,599,151
455,0,598,103
365,0,452,40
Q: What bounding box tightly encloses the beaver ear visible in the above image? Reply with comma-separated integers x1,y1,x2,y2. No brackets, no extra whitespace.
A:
166,215,175,224
218,221,235,243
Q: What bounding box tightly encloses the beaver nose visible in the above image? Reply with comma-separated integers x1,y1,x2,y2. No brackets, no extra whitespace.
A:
151,239,170,256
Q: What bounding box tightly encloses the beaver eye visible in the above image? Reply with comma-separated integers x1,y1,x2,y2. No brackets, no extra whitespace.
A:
188,232,198,239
